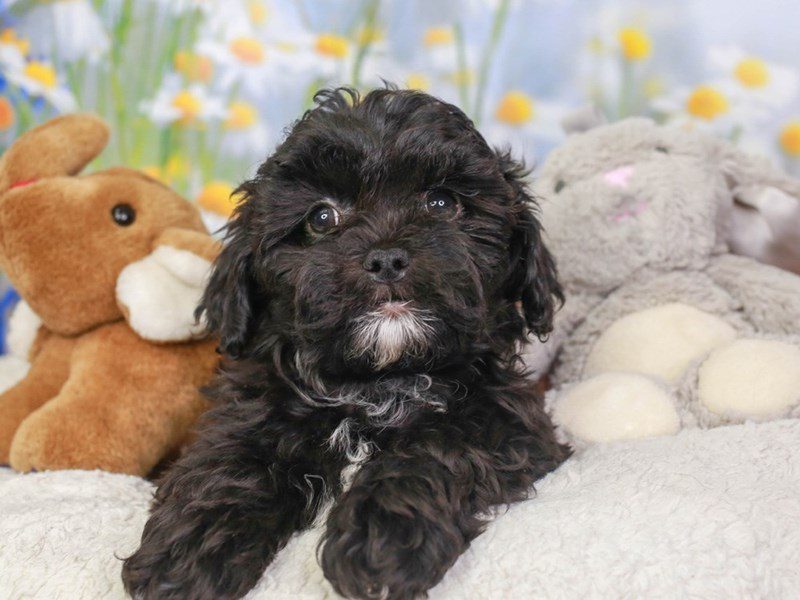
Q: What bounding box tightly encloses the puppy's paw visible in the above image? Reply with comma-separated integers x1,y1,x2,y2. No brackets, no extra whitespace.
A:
121,542,183,600
320,485,469,599
121,512,264,600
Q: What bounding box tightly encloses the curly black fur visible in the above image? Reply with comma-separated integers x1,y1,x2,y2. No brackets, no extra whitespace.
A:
122,87,569,600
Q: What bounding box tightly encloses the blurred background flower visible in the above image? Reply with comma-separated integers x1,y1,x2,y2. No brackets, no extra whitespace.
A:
0,0,798,203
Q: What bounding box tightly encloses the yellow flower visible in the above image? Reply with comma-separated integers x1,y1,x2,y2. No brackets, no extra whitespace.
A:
175,51,214,83
495,91,535,126
779,121,800,157
197,181,238,217
165,155,190,181
424,26,453,47
685,85,729,120
405,73,430,91
230,37,265,64
172,90,202,123
225,101,258,129
0,29,30,56
315,34,349,58
357,26,384,45
618,27,651,61
24,61,57,88
0,97,15,131
247,0,268,25
734,58,769,88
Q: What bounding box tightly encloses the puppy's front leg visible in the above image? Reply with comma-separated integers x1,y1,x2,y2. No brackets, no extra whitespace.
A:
320,407,568,600
122,399,342,600
320,460,453,599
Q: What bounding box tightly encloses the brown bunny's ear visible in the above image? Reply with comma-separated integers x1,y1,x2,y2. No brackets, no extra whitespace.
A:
0,114,110,192
116,228,222,343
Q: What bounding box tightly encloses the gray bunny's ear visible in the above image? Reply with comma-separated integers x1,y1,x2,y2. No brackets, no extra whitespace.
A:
560,105,607,135
719,141,800,199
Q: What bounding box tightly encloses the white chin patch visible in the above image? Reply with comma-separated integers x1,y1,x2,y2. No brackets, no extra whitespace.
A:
349,302,435,370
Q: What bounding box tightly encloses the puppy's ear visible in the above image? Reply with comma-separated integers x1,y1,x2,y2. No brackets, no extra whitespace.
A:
499,152,563,339
196,215,254,358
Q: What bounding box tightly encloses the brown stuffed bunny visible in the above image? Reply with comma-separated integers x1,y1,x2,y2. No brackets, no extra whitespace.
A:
0,114,220,476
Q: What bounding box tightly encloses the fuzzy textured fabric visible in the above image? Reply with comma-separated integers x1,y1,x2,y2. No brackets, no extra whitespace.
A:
1,418,799,599
529,118,800,448
0,115,221,476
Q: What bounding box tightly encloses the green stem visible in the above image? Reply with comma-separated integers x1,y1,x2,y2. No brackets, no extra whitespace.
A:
473,0,511,125
159,125,173,167
351,0,380,89
65,59,86,107
617,58,634,119
109,0,135,162
453,22,470,113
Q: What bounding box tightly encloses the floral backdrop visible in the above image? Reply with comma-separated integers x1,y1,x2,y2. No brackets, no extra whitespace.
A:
0,0,799,225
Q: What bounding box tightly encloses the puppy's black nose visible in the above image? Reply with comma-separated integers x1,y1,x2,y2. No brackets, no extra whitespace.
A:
363,248,410,282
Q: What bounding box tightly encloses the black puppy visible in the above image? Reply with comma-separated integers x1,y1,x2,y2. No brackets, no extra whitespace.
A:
122,88,569,600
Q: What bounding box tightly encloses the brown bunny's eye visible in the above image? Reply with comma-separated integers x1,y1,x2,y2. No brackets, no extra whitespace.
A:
112,203,136,226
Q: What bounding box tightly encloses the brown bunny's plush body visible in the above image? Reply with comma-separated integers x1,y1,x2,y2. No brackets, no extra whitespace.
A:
0,115,220,476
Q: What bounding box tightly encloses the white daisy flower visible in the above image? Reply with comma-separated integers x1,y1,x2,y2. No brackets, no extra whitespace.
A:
651,81,767,134
140,77,226,126
195,34,272,93
482,91,571,162
5,59,76,112
708,46,799,109
278,31,352,82
419,25,459,73
219,100,271,159
199,0,258,41
0,28,27,74
573,3,682,118
9,0,109,63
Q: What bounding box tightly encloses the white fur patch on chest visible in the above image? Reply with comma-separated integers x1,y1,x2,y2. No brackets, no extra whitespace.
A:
327,418,376,491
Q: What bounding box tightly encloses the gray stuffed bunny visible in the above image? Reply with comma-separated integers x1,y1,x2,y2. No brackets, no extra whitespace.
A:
528,117,800,448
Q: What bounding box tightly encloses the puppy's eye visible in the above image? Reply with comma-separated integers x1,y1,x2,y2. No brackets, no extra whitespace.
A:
111,203,136,226
425,191,460,218
655,146,669,154
307,204,340,234
554,180,567,193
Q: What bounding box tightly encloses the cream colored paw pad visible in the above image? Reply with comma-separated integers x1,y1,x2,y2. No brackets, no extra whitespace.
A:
553,372,680,443
699,339,800,418
584,303,737,384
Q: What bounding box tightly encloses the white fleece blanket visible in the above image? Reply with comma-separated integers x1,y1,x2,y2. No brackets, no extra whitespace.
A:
1,418,799,599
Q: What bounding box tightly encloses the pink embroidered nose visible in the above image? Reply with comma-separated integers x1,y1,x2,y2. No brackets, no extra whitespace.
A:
603,165,634,188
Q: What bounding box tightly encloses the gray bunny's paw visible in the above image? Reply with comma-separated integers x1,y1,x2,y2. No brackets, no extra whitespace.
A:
550,372,680,448
697,338,800,422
